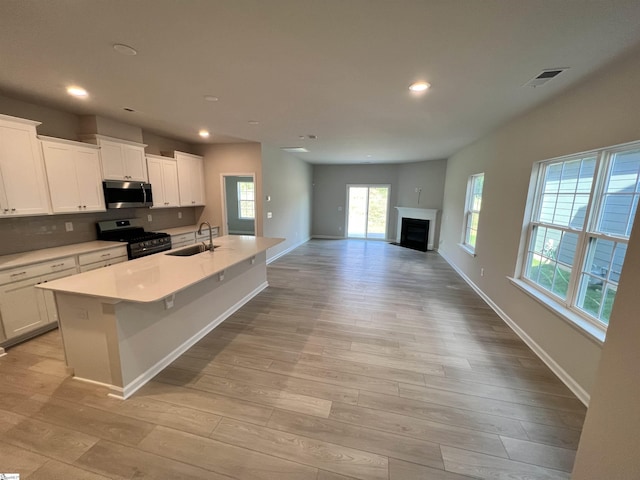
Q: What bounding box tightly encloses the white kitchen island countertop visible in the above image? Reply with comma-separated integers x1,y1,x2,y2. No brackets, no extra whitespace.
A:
38,235,283,303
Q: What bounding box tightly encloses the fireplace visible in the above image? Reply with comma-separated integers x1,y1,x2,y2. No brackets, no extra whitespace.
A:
400,218,429,251
394,207,437,250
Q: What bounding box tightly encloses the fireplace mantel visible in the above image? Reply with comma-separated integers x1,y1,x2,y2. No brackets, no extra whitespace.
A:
395,207,437,250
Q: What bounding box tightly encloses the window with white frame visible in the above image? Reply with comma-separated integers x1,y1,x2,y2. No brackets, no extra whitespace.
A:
522,143,640,329
237,181,255,219
463,173,484,253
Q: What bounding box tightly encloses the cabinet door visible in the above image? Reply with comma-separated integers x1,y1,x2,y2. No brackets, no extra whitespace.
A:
147,157,166,207
0,122,50,216
42,141,83,213
40,269,76,324
123,145,147,181
176,154,193,206
191,155,206,206
75,148,105,212
0,276,48,339
162,159,180,207
99,139,125,180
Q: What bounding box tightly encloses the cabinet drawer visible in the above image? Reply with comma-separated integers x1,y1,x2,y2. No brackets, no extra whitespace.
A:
195,226,219,242
79,255,127,272
171,233,195,245
78,246,128,266
0,257,76,285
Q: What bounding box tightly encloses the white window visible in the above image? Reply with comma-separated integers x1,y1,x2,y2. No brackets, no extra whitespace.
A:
237,181,255,219
521,143,640,330
463,173,484,253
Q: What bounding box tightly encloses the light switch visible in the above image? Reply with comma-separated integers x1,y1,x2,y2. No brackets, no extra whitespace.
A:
266,195,271,202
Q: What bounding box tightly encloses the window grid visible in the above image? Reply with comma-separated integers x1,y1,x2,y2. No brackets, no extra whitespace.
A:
522,143,640,329
463,173,484,252
237,181,255,219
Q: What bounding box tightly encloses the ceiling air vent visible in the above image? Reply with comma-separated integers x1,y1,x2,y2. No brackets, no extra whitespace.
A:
281,147,309,153
524,68,568,88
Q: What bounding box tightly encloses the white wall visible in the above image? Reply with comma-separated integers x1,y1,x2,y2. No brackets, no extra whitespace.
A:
261,145,313,261
438,45,640,401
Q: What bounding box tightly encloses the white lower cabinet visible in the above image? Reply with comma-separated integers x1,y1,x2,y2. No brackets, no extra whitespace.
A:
78,246,127,272
0,258,76,342
171,232,196,249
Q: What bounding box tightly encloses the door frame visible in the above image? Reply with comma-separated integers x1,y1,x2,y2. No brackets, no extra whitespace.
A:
345,184,391,240
220,173,256,236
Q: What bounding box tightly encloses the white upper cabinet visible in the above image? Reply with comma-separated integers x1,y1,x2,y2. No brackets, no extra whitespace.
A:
40,137,105,214
81,134,147,182
0,114,51,217
175,151,205,206
146,154,179,208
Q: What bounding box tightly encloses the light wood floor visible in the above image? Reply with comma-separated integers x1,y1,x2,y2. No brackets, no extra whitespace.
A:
0,239,586,479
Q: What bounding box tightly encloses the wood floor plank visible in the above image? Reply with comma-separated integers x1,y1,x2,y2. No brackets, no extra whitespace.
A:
298,352,425,386
441,445,571,479
76,438,234,480
329,402,508,458
192,373,332,418
357,392,528,438
322,348,447,376
4,417,99,463
140,425,319,480
398,383,585,426
139,380,274,425
0,440,49,478
519,421,582,449
389,458,476,480
211,417,389,480
27,459,112,480
267,359,399,396
227,365,360,405
267,408,444,469
500,436,577,473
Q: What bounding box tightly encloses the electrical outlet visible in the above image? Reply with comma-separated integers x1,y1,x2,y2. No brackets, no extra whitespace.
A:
338,206,343,211
178,211,182,219
267,212,273,219
147,214,152,222
65,222,73,232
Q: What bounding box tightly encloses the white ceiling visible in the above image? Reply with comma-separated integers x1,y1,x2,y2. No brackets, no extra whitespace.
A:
1,1,640,164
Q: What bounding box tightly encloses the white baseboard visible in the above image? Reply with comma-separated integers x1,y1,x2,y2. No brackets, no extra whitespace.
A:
110,281,269,400
312,235,344,240
267,237,311,264
0,347,5,357
438,250,590,406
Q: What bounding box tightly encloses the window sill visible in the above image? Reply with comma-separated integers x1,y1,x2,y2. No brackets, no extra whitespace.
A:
458,243,477,257
507,277,605,345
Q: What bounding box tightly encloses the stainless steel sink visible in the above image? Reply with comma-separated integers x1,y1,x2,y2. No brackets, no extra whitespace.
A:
165,244,219,257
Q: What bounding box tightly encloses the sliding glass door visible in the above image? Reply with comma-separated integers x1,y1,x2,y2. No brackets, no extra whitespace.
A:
346,185,390,239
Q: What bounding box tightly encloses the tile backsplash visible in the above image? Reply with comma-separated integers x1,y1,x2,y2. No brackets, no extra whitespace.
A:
0,207,198,256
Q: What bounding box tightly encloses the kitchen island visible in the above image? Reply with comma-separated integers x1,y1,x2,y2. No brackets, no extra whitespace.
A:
37,235,284,399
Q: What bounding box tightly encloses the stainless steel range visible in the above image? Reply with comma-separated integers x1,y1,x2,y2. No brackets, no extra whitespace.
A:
96,219,172,259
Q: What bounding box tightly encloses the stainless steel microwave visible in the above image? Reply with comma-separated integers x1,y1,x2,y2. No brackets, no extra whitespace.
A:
102,181,153,209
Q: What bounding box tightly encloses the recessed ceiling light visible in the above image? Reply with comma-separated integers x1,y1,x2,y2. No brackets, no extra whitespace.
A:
248,120,260,125
204,95,219,102
281,147,309,153
113,43,137,56
199,130,210,138
66,86,88,98
409,81,431,93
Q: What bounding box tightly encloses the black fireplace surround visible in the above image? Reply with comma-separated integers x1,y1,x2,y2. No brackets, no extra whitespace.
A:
400,217,429,252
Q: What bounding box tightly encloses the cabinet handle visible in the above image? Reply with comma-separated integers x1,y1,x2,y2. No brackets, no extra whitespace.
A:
51,263,64,268
11,208,16,212
78,205,82,209
83,205,87,209
101,253,111,258
10,271,27,277
3,209,8,213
